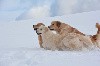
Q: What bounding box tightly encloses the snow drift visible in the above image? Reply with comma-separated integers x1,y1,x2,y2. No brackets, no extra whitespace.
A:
0,10,100,66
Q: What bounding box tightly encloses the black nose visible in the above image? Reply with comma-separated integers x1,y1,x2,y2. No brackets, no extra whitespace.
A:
48,26,50,28
37,33,40,35
33,25,34,28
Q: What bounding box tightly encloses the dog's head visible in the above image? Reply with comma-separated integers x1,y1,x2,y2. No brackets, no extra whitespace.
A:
33,23,45,30
96,23,100,34
37,25,48,35
48,21,61,31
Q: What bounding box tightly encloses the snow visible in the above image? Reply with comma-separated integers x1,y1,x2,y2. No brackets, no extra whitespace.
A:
0,10,24,22
0,49,100,66
0,10,100,66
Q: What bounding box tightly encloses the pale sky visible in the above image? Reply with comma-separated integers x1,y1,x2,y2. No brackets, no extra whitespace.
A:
0,0,100,20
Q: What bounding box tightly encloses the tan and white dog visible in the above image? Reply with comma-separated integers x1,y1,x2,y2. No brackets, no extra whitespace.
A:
36,25,66,50
33,23,45,48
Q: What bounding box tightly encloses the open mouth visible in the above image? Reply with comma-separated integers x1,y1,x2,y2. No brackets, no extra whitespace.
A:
50,29,54,30
37,33,42,35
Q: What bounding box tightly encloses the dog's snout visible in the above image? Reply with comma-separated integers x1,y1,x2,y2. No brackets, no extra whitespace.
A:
36,30,41,35
36,30,38,35
37,33,40,35
36,31,41,35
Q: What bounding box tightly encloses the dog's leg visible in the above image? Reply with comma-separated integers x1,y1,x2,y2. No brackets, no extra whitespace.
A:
38,35,43,48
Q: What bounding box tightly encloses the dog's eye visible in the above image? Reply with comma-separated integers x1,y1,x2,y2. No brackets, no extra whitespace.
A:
52,24,54,25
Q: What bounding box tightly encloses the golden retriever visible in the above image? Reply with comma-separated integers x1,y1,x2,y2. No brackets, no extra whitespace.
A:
48,21,96,49
37,25,66,50
37,25,93,51
33,23,45,48
48,21,85,36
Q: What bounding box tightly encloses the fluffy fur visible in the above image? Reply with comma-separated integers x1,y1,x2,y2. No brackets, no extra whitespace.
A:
48,21,85,36
48,21,94,50
37,25,93,51
37,25,66,50
90,23,100,48
33,23,45,48
62,33,93,50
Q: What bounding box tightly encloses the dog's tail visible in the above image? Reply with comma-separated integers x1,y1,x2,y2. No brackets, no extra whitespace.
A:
96,23,100,34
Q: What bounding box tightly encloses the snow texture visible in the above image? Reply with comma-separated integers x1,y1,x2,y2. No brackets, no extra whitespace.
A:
0,10,100,66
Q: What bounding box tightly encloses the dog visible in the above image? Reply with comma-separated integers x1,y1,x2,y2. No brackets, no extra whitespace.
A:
48,21,85,37
36,25,66,51
37,25,93,51
48,21,95,49
33,23,45,48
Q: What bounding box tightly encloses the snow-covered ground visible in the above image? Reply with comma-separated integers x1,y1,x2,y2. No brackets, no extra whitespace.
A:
0,48,100,66
0,10,100,66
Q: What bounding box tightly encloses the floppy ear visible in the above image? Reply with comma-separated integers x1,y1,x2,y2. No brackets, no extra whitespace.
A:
41,25,45,27
40,23,45,26
57,21,61,28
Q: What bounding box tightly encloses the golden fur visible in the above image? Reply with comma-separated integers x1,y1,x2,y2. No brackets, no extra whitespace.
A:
37,25,66,50
48,21,94,50
37,25,93,51
62,33,93,50
90,23,100,48
33,21,100,50
33,23,45,48
48,21,85,36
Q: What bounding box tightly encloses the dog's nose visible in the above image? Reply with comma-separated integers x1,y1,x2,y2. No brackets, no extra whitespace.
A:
33,25,34,28
37,33,40,35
